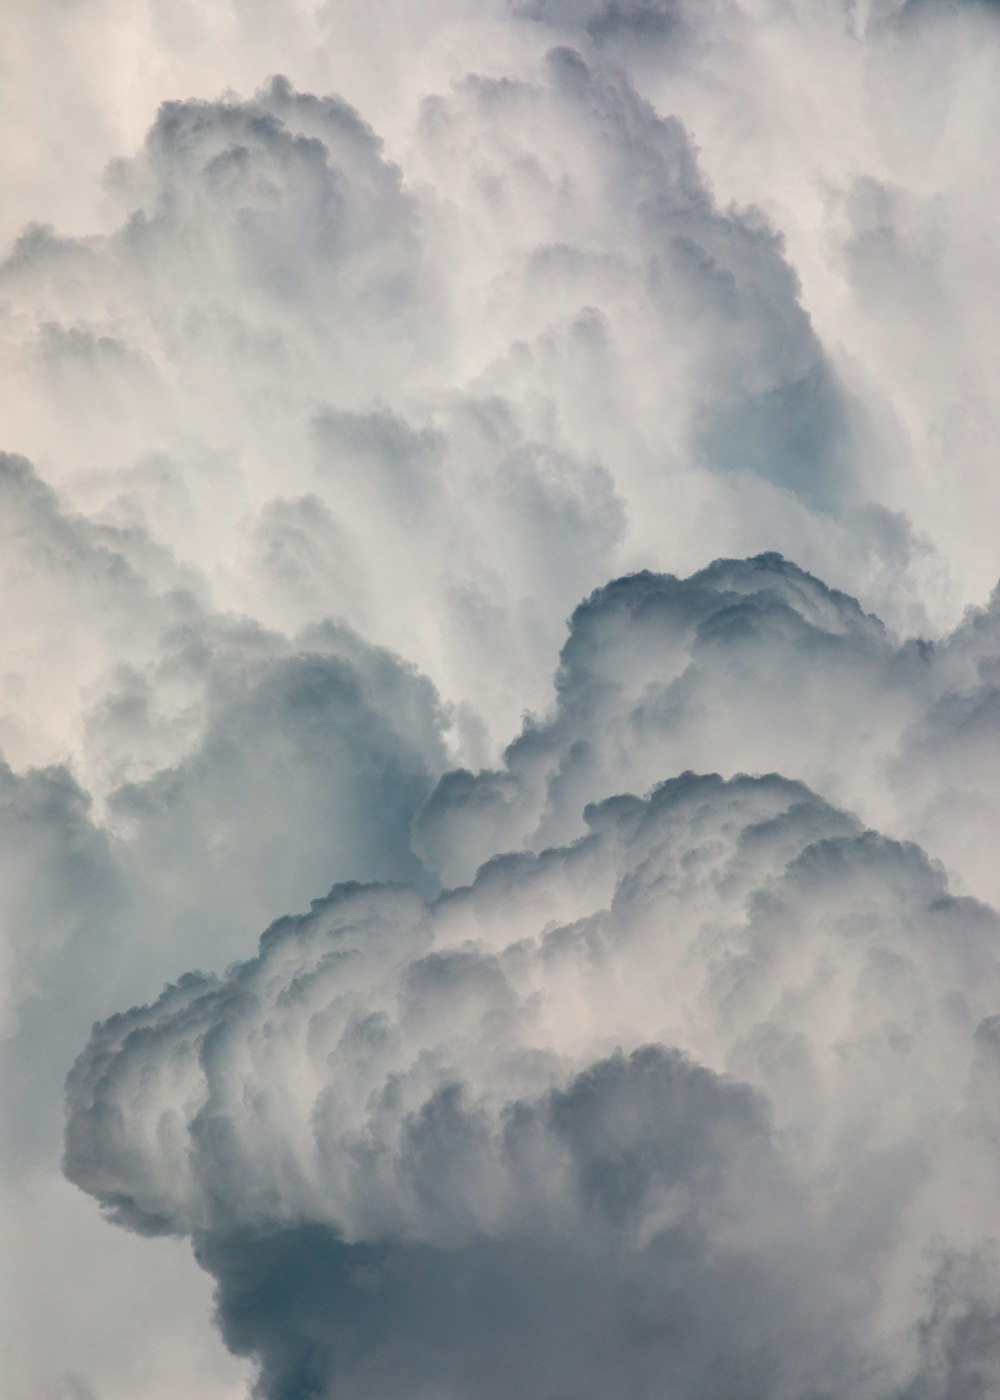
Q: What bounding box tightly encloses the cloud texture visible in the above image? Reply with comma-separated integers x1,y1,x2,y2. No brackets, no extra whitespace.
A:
64,556,1000,1399
3,0,1000,1396
417,553,1000,906
67,767,1000,1398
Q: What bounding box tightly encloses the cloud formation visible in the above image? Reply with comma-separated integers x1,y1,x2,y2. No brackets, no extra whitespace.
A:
2,0,1000,1395
67,766,1000,1397
0,50,935,754
417,552,1000,910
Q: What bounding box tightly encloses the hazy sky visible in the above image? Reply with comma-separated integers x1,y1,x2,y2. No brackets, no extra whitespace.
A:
5,3,1000,1397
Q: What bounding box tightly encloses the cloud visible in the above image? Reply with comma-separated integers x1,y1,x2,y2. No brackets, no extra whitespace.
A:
0,463,450,1105
0,457,450,1396
0,57,920,750
416,552,1000,909
60,542,1000,1395
0,1,999,1395
0,758,120,1185
0,442,449,996
66,767,1000,1397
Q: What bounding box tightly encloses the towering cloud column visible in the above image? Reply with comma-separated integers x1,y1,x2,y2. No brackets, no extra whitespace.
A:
1,2,999,1396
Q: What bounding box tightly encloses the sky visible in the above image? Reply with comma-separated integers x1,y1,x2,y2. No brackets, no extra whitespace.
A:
5,1,1000,1397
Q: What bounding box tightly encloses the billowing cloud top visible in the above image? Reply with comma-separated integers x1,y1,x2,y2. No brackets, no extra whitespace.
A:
0,45,954,763
418,552,1000,905
66,762,1000,1397
5,1,1000,1397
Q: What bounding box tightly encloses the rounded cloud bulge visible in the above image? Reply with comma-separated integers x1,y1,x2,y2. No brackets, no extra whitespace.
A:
0,48,939,758
66,762,1000,1398
417,552,1000,908
65,555,1000,1400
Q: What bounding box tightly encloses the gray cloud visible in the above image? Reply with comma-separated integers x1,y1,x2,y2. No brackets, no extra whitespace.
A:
2,1,1000,1394
65,765,1000,1397
415,552,1000,910
0,476,450,1198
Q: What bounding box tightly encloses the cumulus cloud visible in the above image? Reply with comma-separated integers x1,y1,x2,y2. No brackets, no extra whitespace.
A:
0,448,448,1396
1,0,1000,1395
0,485,449,1165
0,445,447,997
66,769,1000,1397
0,52,932,748
416,552,1000,909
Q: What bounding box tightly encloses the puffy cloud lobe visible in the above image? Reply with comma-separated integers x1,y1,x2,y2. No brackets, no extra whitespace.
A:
66,770,1000,1397
0,446,448,978
0,56,903,754
0,79,431,577
0,449,451,1196
5,76,424,367
414,44,856,513
0,451,446,849
416,552,1000,907
104,614,447,937
0,450,199,778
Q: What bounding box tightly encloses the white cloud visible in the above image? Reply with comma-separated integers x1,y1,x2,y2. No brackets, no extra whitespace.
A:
1,1,1000,1395
66,771,1000,1397
416,552,1000,908
0,54,935,751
